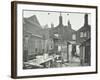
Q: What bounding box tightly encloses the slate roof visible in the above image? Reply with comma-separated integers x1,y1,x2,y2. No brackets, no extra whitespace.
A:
23,15,43,37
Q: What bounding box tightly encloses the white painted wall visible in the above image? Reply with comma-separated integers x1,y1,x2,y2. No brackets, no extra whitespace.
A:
0,0,100,80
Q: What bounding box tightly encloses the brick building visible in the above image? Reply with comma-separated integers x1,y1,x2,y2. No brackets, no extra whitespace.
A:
23,15,53,62
76,14,91,66
49,13,76,62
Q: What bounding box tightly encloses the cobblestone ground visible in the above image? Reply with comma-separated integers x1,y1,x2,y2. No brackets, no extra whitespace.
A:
55,56,81,67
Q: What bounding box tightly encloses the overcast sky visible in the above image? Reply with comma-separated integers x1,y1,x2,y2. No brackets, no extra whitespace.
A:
23,10,91,31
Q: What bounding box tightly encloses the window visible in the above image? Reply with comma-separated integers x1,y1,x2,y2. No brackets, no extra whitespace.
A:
84,32,87,37
54,34,59,37
72,34,76,40
87,31,90,38
80,32,83,37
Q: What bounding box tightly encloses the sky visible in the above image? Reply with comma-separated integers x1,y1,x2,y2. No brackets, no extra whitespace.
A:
23,10,91,31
